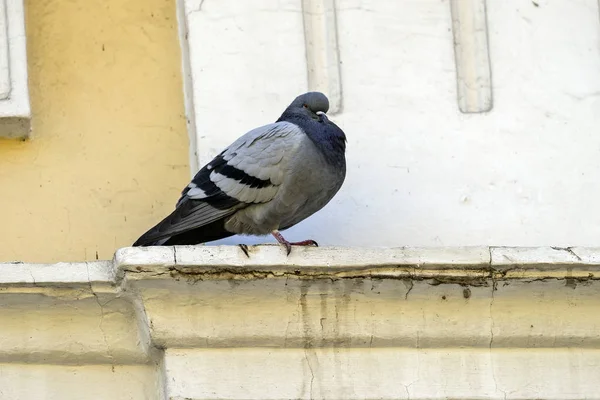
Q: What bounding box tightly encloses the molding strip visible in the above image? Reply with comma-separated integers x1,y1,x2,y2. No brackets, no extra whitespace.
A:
450,0,493,113
0,0,11,100
302,0,343,114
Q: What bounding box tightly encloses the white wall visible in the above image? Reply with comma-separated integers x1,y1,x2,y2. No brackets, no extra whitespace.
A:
181,0,600,247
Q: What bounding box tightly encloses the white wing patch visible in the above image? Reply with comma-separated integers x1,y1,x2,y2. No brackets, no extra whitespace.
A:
187,187,208,199
186,182,208,199
210,171,279,203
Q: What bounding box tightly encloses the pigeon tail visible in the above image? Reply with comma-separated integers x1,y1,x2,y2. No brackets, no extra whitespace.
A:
133,218,235,246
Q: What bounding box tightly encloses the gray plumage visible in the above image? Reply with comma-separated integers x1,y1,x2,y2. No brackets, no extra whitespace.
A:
133,92,347,252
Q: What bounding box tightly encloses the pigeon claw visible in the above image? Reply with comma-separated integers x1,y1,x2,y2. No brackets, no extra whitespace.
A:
238,244,250,258
271,230,318,256
283,241,292,256
290,239,319,247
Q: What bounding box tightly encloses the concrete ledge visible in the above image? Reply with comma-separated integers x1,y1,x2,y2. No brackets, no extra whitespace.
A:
0,246,598,363
0,261,114,286
2,246,598,287
115,245,492,284
114,245,600,281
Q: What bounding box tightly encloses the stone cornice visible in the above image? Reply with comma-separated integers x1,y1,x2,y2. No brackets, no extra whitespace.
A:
0,246,598,365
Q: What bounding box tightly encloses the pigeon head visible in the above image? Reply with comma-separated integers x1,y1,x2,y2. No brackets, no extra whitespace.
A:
294,92,329,114
281,92,330,120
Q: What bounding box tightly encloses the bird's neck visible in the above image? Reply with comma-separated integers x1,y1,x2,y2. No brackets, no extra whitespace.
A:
278,113,346,168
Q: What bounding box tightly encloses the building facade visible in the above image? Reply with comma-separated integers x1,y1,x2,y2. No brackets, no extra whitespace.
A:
0,0,598,399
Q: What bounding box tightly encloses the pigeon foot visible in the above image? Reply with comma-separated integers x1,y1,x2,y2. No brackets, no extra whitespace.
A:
271,230,319,256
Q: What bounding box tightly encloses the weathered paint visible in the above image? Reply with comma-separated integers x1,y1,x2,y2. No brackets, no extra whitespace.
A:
0,0,189,262
0,246,598,399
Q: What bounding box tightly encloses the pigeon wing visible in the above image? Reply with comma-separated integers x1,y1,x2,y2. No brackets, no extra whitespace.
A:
133,121,304,246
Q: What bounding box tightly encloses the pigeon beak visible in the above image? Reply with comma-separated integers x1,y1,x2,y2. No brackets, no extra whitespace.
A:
316,111,326,116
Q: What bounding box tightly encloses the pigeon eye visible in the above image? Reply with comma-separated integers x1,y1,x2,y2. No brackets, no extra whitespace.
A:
303,104,308,108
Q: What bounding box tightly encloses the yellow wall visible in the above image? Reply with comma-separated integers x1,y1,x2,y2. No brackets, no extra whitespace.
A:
0,0,189,262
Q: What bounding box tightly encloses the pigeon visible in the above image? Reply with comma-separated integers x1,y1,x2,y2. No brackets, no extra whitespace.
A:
132,92,347,254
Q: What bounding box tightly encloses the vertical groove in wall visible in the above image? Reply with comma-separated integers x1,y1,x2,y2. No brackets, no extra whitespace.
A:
301,0,342,114
176,0,199,175
0,0,11,100
450,0,493,113
155,349,169,400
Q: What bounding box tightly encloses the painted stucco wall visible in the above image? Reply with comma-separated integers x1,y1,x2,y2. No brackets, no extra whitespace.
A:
3,0,599,261
0,0,189,262
182,0,600,249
